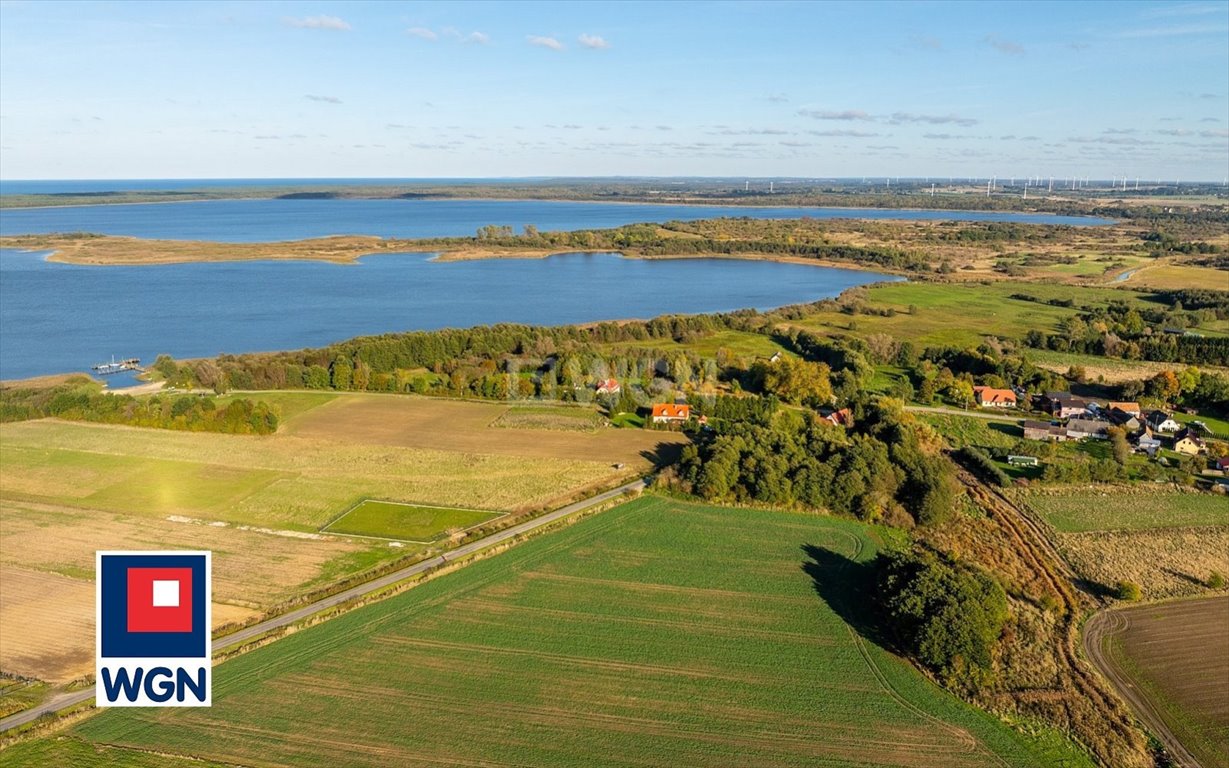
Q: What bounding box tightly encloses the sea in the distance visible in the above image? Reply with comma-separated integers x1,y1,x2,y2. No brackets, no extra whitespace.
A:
0,198,1113,242
0,248,901,382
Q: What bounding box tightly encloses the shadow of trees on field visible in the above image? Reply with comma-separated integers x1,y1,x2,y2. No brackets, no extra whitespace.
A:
800,544,893,652
640,441,686,468
1072,577,1117,600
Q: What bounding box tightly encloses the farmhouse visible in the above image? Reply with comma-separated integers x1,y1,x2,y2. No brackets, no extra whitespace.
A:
595,378,621,395
1042,392,1092,419
1066,419,1110,441
1023,420,1068,442
1216,456,1229,472
651,403,691,424
823,407,853,428
1147,410,1181,432
1173,428,1206,456
973,386,1017,408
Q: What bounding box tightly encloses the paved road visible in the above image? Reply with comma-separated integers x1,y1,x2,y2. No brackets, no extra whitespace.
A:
1083,607,1204,768
903,405,1023,421
0,478,646,733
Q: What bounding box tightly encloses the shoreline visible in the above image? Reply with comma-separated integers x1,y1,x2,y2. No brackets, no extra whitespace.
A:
0,194,1119,223
0,233,912,278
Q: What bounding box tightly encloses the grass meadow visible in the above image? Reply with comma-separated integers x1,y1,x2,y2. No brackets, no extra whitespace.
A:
1024,489,1229,533
791,282,1154,348
325,500,503,541
6,497,1094,768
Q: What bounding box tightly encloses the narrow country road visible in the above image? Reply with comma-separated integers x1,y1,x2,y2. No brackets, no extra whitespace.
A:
0,478,646,733
1082,608,1203,768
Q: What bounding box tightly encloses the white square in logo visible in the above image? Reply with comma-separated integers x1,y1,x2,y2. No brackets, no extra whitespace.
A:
152,579,180,608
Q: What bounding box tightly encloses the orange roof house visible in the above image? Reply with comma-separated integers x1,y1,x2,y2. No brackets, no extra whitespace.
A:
823,408,853,427
1107,401,1141,417
651,403,691,423
973,386,1017,408
595,378,621,394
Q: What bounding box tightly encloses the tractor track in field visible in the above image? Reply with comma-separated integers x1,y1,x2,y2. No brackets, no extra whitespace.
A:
953,466,1148,766
1083,608,1204,768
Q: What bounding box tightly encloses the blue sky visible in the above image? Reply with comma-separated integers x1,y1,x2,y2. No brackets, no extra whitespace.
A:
1,0,1226,180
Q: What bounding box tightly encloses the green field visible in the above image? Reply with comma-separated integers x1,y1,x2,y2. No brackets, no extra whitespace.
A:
490,404,605,432
1024,490,1229,532
9,497,1093,768
325,500,503,541
217,390,337,422
794,282,1155,348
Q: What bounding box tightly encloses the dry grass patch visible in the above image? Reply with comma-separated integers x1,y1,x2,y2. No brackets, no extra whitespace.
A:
1058,527,1229,600
0,498,375,682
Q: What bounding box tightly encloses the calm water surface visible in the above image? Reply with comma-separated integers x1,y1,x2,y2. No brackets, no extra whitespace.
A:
0,198,1113,242
0,249,900,381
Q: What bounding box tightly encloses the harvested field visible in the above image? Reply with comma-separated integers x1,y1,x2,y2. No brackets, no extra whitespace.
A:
1092,597,1229,768
16,497,1094,768
0,415,639,529
0,498,377,682
325,500,503,541
1059,527,1229,600
1022,487,1229,532
285,394,686,465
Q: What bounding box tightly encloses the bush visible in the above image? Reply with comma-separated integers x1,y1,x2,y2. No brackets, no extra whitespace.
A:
956,446,1011,487
1208,571,1226,590
1116,580,1142,601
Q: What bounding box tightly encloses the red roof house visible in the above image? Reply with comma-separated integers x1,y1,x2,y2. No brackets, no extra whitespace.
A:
973,386,1017,408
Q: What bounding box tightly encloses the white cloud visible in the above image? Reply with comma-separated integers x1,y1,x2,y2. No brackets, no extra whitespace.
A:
887,111,978,127
528,35,565,51
578,33,610,49
797,108,873,121
983,35,1025,55
1114,22,1229,38
305,94,342,104
465,31,490,44
806,129,880,138
284,15,350,31
406,27,437,41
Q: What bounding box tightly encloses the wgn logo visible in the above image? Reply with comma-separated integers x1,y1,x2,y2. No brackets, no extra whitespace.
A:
96,551,212,707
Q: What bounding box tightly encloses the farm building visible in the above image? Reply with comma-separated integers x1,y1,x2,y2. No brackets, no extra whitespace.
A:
973,386,1017,408
651,403,691,424
1107,408,1141,431
1066,419,1110,441
1007,455,1039,467
1173,429,1206,456
1135,429,1162,455
1215,456,1229,472
595,378,621,395
1107,401,1141,417
1041,392,1093,419
1147,411,1181,432
1023,420,1068,442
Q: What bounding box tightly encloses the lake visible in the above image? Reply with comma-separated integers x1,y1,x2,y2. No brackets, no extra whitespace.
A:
0,249,900,382
0,198,1113,242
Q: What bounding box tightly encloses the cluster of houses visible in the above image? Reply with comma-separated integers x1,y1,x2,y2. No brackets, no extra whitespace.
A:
1020,392,1209,458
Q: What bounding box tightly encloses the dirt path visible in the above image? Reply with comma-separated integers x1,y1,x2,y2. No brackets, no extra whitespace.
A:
0,478,646,733
1083,608,1205,768
904,405,1022,421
